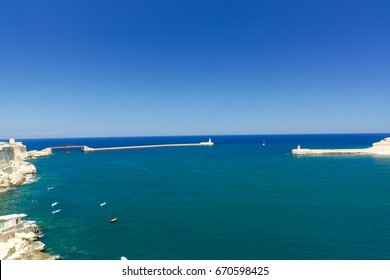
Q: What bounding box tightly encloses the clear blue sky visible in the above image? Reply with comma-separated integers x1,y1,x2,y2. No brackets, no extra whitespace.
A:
1,0,389,138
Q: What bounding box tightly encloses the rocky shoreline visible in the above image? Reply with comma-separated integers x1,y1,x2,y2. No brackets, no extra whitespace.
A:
0,139,52,191
0,160,37,191
0,219,60,260
0,139,57,260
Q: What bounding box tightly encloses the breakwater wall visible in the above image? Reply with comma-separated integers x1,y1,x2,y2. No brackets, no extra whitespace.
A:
292,148,370,155
292,137,390,156
82,139,214,152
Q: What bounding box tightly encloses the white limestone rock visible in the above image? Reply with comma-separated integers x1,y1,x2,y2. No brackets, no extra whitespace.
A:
293,137,390,156
0,161,36,188
0,171,10,188
9,173,26,186
21,148,52,160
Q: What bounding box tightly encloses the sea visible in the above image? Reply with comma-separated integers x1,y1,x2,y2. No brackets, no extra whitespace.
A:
1,134,390,260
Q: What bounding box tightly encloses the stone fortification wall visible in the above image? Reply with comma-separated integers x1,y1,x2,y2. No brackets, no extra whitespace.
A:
12,145,27,160
0,147,14,166
0,141,28,166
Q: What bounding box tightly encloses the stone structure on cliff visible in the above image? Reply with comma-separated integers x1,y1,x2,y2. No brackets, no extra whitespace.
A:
0,139,27,165
0,139,51,190
0,140,57,259
0,214,59,260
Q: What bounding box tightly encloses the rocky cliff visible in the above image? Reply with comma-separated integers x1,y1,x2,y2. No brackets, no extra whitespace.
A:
0,221,60,260
0,140,51,191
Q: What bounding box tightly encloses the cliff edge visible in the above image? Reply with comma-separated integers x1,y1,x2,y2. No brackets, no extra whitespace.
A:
0,139,51,191
0,214,60,260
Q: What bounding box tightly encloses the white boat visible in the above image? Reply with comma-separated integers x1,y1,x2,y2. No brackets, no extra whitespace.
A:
52,209,61,214
120,256,128,260
100,202,107,207
262,141,266,146
47,187,54,191
51,202,59,207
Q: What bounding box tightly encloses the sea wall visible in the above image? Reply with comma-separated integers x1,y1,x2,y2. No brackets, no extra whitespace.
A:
292,137,390,156
83,139,214,152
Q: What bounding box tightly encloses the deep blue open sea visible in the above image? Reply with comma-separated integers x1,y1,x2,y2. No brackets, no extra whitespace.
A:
1,134,390,260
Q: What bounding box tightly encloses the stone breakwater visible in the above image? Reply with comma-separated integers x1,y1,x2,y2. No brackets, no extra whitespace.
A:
82,138,215,152
292,137,390,156
0,139,51,191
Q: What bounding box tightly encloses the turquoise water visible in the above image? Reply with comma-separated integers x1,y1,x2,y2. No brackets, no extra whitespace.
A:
1,134,390,259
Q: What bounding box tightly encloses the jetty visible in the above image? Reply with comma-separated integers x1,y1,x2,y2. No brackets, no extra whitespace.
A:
292,137,390,156
82,138,214,152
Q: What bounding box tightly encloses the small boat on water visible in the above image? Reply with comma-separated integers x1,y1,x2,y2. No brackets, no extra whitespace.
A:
47,187,55,191
52,209,61,214
100,202,107,207
262,141,266,146
120,256,128,260
109,218,118,223
51,202,59,207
